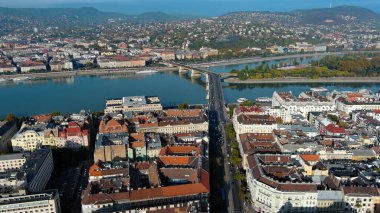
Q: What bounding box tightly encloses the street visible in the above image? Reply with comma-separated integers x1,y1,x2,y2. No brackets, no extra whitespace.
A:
208,73,243,213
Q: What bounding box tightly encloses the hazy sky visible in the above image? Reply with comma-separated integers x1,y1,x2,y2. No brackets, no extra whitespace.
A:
1,0,379,16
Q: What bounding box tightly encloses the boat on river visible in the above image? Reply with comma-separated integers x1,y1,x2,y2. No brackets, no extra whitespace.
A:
237,98,248,103
12,76,33,81
136,70,158,74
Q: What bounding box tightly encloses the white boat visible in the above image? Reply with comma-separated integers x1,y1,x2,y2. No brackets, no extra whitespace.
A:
136,70,158,74
237,98,248,103
0,78,9,82
255,97,272,102
310,87,328,92
12,76,32,81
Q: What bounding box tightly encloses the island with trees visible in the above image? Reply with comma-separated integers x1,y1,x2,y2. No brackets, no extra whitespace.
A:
230,54,380,81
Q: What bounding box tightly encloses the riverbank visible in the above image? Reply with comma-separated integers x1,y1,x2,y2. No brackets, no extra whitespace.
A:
0,67,178,79
194,51,380,68
224,77,380,84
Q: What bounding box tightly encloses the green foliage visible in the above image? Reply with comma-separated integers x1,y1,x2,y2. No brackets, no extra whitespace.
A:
84,62,98,69
178,103,189,110
228,105,236,118
233,54,380,80
89,44,102,51
327,114,339,123
4,113,15,122
230,155,242,165
313,54,380,77
235,170,246,181
231,149,239,156
226,124,236,140
240,100,255,106
230,141,239,149
338,121,349,128
50,112,61,116
238,184,248,199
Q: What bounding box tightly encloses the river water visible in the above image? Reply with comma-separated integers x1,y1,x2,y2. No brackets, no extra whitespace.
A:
1,57,380,117
208,56,322,73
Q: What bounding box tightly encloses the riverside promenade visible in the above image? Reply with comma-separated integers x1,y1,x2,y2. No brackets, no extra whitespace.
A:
224,77,380,84
0,67,178,79
193,51,380,68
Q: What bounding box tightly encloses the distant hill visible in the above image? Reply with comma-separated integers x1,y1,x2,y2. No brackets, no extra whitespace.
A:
130,12,180,23
0,7,124,25
1,5,377,28
0,7,182,28
293,5,380,24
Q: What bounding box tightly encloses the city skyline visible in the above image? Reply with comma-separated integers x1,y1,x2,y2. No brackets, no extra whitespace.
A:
1,0,380,15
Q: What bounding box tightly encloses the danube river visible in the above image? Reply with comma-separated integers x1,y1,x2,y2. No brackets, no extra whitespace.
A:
1,59,380,117
208,56,323,73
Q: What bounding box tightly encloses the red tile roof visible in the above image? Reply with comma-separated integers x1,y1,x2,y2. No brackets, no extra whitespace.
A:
89,163,129,177
159,146,201,156
343,186,380,196
159,156,196,166
128,183,208,201
326,124,346,134
300,154,320,162
32,114,52,123
165,109,202,117
235,106,263,114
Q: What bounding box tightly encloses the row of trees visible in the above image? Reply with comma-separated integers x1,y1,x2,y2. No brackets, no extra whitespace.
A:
226,123,242,166
232,54,380,80
226,123,250,200
311,55,380,77
233,65,352,80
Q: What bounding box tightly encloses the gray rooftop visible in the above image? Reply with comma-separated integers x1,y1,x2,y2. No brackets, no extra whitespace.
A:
352,149,376,157
0,121,15,136
95,133,129,148
123,96,147,107
0,190,57,206
146,133,162,150
24,148,51,183
0,153,25,161
317,190,343,200
278,124,318,133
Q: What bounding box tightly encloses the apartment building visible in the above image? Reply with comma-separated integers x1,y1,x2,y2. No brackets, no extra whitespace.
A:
11,113,91,151
105,96,163,114
246,154,319,213
343,187,380,213
11,124,45,152
335,92,380,114
0,190,60,213
0,153,26,172
233,114,277,134
24,148,54,193
272,91,335,117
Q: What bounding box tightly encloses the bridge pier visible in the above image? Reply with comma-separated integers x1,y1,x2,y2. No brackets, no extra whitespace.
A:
191,69,202,78
179,66,188,74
